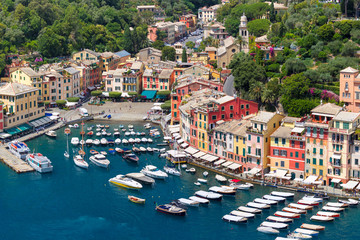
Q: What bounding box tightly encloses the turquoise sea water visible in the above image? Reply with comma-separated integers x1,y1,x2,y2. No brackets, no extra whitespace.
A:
1,121,360,240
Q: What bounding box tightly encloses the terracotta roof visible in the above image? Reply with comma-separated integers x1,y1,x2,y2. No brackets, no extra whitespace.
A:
159,69,173,78
20,67,39,77
340,67,359,74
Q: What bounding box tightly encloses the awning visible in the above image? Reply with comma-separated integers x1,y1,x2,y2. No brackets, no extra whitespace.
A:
222,161,233,167
193,151,206,158
122,92,130,97
102,92,109,97
294,178,304,182
52,112,60,116
331,178,341,183
0,133,11,139
151,106,162,111
88,86,96,90
342,180,359,190
303,175,318,184
5,123,32,136
216,120,225,125
174,135,181,140
214,159,226,165
180,142,189,148
228,163,242,170
185,146,199,155
141,90,157,99
66,102,77,107
177,139,184,144
332,154,341,159
49,116,59,120
170,128,180,134
291,127,305,133
167,150,187,158
246,168,261,175
29,116,53,128
200,154,219,162
275,169,288,178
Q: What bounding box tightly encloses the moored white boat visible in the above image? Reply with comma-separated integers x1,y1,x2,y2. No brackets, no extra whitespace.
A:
189,196,210,204
274,211,300,219
189,168,196,173
197,178,207,183
254,198,277,205
73,155,89,169
310,215,334,222
93,139,100,145
238,206,262,214
209,186,236,195
147,138,153,143
257,226,279,235
71,137,79,146
115,138,121,144
230,210,255,218
215,174,227,182
266,216,293,223
139,146,146,152
339,199,359,205
271,191,294,198
222,214,247,223
230,183,251,190
178,198,199,207
298,199,319,206
263,195,286,202
326,202,348,208
316,211,339,217
163,166,181,176
294,228,319,236
109,174,143,189
85,139,93,145
100,138,108,145
89,154,110,168
146,147,153,152
141,165,168,179
203,171,208,177
283,207,306,214
246,202,270,209
288,232,312,239
289,203,313,210
260,221,288,230
322,206,344,212
96,132,101,137
303,196,323,202
195,190,222,200
141,138,148,143
45,130,57,138
301,223,325,231
122,139,129,144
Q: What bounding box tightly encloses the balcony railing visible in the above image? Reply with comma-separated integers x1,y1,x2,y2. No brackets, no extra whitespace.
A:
329,127,352,134
289,135,305,141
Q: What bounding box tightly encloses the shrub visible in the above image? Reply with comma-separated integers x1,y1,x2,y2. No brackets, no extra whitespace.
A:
91,90,102,96
67,97,80,102
109,92,122,98
128,92,138,96
156,91,171,96
161,100,171,110
56,100,67,108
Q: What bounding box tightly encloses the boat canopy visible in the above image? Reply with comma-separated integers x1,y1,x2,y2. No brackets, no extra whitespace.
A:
228,163,242,170
192,151,206,158
303,175,318,185
184,146,199,155
200,154,219,162
214,159,226,166
342,180,359,190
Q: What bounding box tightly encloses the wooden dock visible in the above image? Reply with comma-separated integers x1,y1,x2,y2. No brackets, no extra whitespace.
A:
0,147,34,173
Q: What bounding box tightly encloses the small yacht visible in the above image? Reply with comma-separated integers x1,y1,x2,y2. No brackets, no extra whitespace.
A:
8,141,30,160
115,138,121,144
147,138,153,143
141,138,148,143
71,137,80,146
89,154,110,168
73,155,89,169
109,174,143,189
164,166,181,176
85,139,93,145
93,139,100,145
141,165,168,179
45,130,57,138
26,153,53,173
100,138,108,145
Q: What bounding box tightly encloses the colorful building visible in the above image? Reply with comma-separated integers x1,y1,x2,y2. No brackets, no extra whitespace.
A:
142,68,175,91
339,67,360,112
72,49,100,61
179,14,196,30
198,4,221,24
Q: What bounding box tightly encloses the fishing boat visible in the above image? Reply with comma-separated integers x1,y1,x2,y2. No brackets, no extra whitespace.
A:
189,196,210,204
288,203,313,210
141,165,168,179
71,137,79,146
89,154,110,168
109,174,142,189
222,214,247,223
115,138,121,144
257,227,279,235
163,166,181,176
203,171,208,177
297,199,319,206
260,221,288,230
266,216,293,223
195,190,222,200
197,178,207,184
85,139,93,145
263,195,286,202
301,223,325,231
156,204,186,216
339,198,359,206
123,153,139,163
310,215,334,222
322,206,344,212
26,153,53,173
254,198,277,205
178,198,199,207
93,139,100,146
90,149,99,155
209,186,236,195
128,195,145,204
100,138,108,145
125,173,155,185
87,131,94,137
288,232,312,239
274,211,300,219
45,130,57,138
230,210,255,218
326,202,348,208
215,174,227,182
316,211,339,217
294,228,319,236
283,207,306,214
64,128,71,135
73,155,88,169
246,202,270,209
271,191,294,198
238,206,262,214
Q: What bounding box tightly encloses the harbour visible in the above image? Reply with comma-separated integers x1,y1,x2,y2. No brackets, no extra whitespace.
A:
1,121,360,240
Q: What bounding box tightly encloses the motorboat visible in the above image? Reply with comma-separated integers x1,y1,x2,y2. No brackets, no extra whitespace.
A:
73,155,89,169
194,182,201,186
197,178,207,184
144,123,151,129
115,148,124,153
45,130,57,138
119,125,124,129
303,196,323,202
126,173,155,185
115,138,121,144
71,137,79,146
257,226,279,235
238,206,262,214
156,204,186,216
266,216,293,223
141,138,148,143
288,232,312,239
141,165,168,179
128,124,133,129
100,151,108,156
80,140,85,145
96,128,101,132
90,149,99,155
230,210,255,218
254,198,277,205
113,132,120,137
339,198,359,206
209,186,236,195
73,124,79,128
230,183,251,190
122,129,126,132
139,147,146,152
122,139,129,144
322,206,344,212
181,164,187,169
163,166,181,176
188,168,196,173
326,202,348,208
104,125,109,129
109,174,142,189
123,148,132,153
297,199,319,206
136,132,141,136
96,132,101,137
316,211,339,217
147,138,153,143
107,139,115,145
203,171,208,177
195,190,222,201
275,238,298,240
310,215,334,222
260,221,288,230
246,202,270,209
140,132,146,136
87,127,93,131
128,138,135,144
87,131,94,136
300,223,325,231
263,195,286,202
215,174,227,182
274,211,300,219
100,138,108,145
125,132,131,136
85,139,93,145
271,191,294,198
101,131,107,136
288,203,313,210
294,228,319,236
89,154,110,168
283,207,306,214
132,146,140,153
93,139,100,146
222,214,247,223
189,196,209,204
26,153,53,173
178,198,199,207
134,138,141,143
130,131,136,136
128,195,145,204
8,141,30,160
122,154,138,163
106,133,112,137
146,147,153,152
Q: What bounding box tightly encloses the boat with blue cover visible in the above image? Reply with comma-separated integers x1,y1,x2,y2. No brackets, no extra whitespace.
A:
8,140,30,160
156,204,186,216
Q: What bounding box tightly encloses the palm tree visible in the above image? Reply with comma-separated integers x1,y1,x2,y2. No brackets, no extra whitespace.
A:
262,88,279,112
249,81,264,105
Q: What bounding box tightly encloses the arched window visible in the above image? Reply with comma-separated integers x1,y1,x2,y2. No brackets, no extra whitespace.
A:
345,82,348,90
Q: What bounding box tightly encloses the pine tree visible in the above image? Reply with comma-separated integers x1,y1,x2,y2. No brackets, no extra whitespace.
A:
123,25,134,54
269,0,276,22
181,48,187,63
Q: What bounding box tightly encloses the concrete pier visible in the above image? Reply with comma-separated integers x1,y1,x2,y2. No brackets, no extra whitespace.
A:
0,147,34,173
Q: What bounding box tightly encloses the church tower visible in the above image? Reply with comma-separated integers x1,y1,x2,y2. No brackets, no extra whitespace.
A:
238,13,249,53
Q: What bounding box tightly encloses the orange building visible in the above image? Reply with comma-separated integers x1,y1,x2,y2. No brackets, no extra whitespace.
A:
339,67,360,112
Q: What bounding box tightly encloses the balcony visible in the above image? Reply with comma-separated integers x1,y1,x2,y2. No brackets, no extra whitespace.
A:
247,153,261,158
246,127,265,135
289,135,305,141
329,127,352,134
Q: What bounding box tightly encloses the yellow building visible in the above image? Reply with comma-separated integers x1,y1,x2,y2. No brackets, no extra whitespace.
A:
233,119,251,165
205,47,217,61
72,49,100,61
197,110,208,152
0,83,45,129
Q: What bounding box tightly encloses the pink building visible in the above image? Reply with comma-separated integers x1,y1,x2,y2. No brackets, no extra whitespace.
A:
339,67,360,112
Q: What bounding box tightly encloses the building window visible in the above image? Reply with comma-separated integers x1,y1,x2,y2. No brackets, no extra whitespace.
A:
295,152,299,158
281,161,284,167
282,138,285,145
319,169,323,176
295,162,299,169
312,158,316,165
275,138,278,144
221,114,225,119
319,159,323,166
257,136,260,143
312,168,316,175
343,122,349,130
